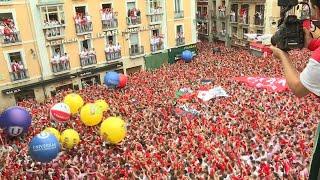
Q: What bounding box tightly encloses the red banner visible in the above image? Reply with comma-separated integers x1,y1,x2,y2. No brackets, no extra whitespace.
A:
234,77,288,92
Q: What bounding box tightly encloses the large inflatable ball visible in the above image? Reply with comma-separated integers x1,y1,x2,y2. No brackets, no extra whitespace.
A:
50,103,71,123
80,103,103,126
104,71,120,88
181,50,194,63
43,127,61,141
60,129,80,149
100,117,127,144
2,106,32,137
63,93,84,114
29,131,60,163
94,99,109,112
118,74,128,88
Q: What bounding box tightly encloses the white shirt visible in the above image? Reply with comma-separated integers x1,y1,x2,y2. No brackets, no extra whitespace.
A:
105,46,110,53
300,58,320,96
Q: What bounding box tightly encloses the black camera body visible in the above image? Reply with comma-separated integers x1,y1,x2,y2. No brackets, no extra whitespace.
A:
271,15,304,51
271,0,307,51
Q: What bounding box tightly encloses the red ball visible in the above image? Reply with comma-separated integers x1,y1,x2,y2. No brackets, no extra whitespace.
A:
118,74,128,88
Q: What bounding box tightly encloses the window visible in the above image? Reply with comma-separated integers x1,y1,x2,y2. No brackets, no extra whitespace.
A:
51,45,63,56
0,12,21,44
130,33,139,54
149,0,161,13
127,2,136,10
80,39,91,50
176,25,183,36
8,51,27,81
232,27,237,36
257,29,263,35
130,33,139,46
106,35,116,45
222,22,226,30
40,5,65,25
231,4,238,22
255,5,264,26
75,6,86,14
102,3,112,9
243,28,248,38
174,0,182,12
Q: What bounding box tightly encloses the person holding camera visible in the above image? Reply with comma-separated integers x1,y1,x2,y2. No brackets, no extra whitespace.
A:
271,1,320,179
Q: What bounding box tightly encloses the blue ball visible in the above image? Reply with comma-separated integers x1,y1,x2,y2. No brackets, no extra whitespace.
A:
2,106,32,137
181,50,194,63
29,132,61,163
104,71,120,88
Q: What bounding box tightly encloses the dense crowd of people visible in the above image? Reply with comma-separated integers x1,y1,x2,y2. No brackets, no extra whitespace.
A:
0,41,319,179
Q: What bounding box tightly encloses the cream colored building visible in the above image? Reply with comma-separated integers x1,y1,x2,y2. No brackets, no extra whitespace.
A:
0,0,197,110
197,0,281,46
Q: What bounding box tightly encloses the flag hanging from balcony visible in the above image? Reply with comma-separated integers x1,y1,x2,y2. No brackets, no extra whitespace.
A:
234,77,288,92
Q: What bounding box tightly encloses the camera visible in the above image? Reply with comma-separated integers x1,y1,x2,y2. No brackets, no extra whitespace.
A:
271,0,308,51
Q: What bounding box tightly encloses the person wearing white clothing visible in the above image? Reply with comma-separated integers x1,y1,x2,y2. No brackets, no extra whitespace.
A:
105,46,111,60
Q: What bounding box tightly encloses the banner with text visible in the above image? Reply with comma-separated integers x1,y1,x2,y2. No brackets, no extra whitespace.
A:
234,77,288,92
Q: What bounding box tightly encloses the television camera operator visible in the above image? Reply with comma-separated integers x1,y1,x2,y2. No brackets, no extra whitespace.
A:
270,0,320,179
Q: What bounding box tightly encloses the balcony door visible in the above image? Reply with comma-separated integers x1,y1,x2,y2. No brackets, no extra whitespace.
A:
130,33,139,54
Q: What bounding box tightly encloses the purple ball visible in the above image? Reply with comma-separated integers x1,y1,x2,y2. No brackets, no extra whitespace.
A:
0,113,5,128
2,106,32,137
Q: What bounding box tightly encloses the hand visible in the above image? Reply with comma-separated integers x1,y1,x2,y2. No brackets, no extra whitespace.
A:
270,46,289,59
304,28,312,48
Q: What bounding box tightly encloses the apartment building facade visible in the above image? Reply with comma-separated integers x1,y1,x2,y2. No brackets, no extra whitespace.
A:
197,0,281,47
0,0,197,110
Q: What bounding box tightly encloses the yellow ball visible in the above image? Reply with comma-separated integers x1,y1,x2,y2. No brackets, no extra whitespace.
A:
60,129,80,149
94,99,109,112
100,117,127,144
80,103,103,126
63,93,84,114
43,127,60,141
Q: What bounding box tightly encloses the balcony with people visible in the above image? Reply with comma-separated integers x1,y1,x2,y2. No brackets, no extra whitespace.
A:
0,18,22,45
100,8,118,30
129,44,144,57
230,9,238,23
74,12,93,35
10,60,28,82
79,48,97,68
239,6,249,25
126,8,141,26
50,51,70,74
176,32,185,46
43,19,65,40
147,5,163,24
150,34,164,53
254,11,264,27
218,5,226,18
105,43,122,62
40,5,65,40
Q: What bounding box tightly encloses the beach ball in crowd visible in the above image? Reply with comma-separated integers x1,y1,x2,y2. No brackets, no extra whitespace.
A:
104,71,120,88
100,117,127,144
2,106,32,137
50,103,71,123
29,131,60,163
60,129,80,149
43,127,61,141
181,50,194,63
80,103,103,126
94,99,109,112
63,93,84,114
118,74,128,88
